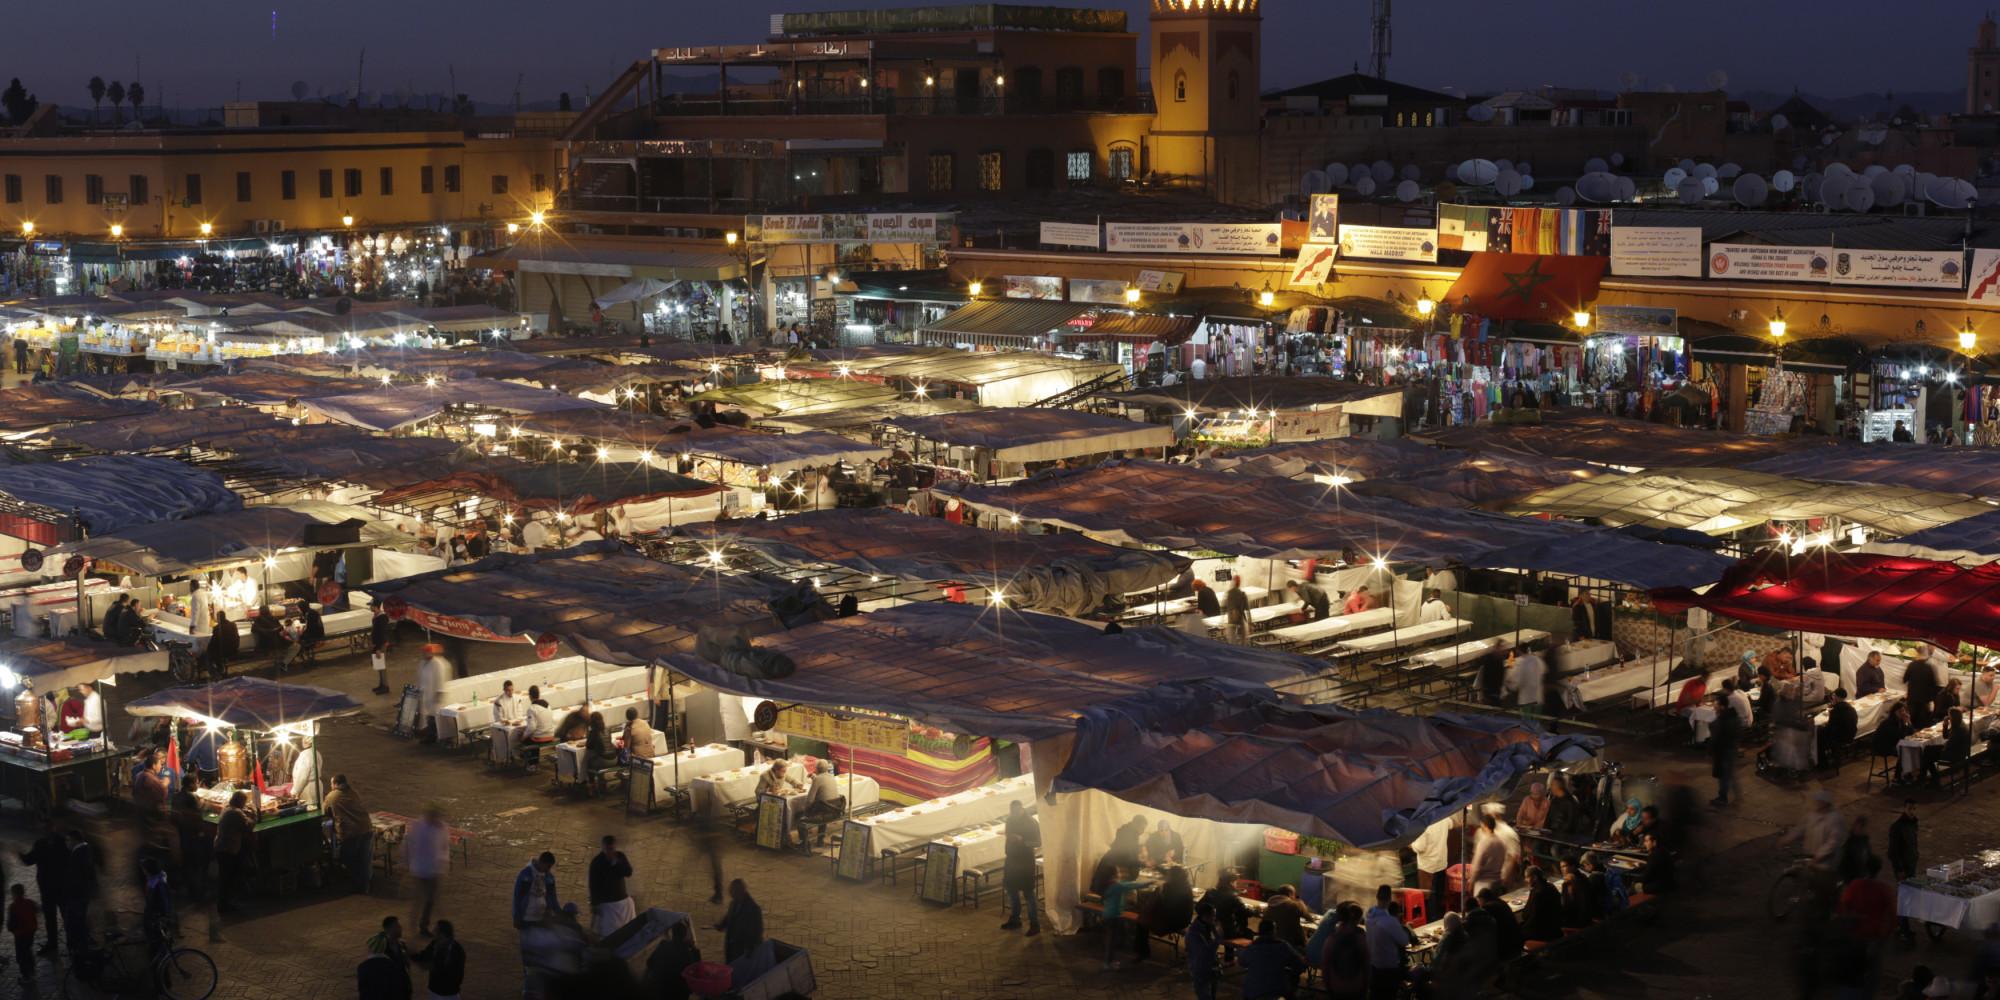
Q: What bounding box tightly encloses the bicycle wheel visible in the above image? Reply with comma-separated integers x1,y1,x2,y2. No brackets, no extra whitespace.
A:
1767,867,1806,921
158,947,219,1000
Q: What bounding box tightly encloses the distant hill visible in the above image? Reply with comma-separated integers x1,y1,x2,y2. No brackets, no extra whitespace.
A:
1733,88,1965,123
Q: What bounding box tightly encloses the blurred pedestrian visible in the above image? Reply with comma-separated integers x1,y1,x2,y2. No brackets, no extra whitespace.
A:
588,835,635,936
326,775,373,895
18,822,63,955
714,879,763,962
406,806,449,936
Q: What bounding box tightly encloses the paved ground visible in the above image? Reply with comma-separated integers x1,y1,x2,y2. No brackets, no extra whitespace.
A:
0,632,1984,999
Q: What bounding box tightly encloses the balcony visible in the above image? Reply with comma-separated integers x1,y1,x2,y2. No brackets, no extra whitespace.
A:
651,93,1154,118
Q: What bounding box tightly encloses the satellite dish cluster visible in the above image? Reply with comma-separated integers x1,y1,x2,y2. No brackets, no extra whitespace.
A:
1299,159,1432,203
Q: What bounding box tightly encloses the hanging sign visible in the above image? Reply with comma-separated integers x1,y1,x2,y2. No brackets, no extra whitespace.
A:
1104,223,1283,256
1307,193,1340,241
1609,227,1703,278
1039,222,1101,249
1707,244,1831,283
1828,249,1965,290
1338,225,1438,263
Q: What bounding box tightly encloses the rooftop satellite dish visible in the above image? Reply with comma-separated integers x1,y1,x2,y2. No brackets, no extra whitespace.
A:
1859,128,1888,146
1556,186,1577,206
1845,185,1876,212
1494,170,1522,197
1862,164,1888,178
1370,160,1395,185
1400,164,1421,182
1792,153,1809,171
1466,103,1496,122
1495,158,1515,173
1773,169,1796,193
1820,171,1854,206
1517,161,1533,176
1351,163,1372,186
1576,172,1618,203
1700,175,1719,196
1616,176,1637,201
1893,164,1915,176
1662,166,1688,189
1707,69,1729,90
1928,177,1977,209
1676,179,1705,205
1466,159,1500,185
1824,162,1854,180
1916,171,1938,197
1302,170,1329,195
1395,179,1420,202
1718,163,1742,179
1354,176,1378,197
1518,174,1535,191
1326,163,1350,186
1871,171,1905,208
1693,163,1717,180
1585,157,1609,174
1732,173,1768,207
1610,152,1626,167
1771,113,1790,130
1678,158,1696,173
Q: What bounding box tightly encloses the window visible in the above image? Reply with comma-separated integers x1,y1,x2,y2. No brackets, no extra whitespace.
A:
491,174,510,195
444,165,461,193
1174,71,1187,102
344,168,362,197
280,170,296,200
420,166,434,194
379,166,394,196
1227,70,1240,101
1109,146,1135,181
978,151,1002,192
130,175,148,206
1055,67,1084,104
85,174,103,205
1098,67,1125,104
1066,151,1092,182
236,171,252,203
926,153,954,192
319,169,333,198
184,173,202,205
44,175,62,205
3,175,18,204
532,173,548,193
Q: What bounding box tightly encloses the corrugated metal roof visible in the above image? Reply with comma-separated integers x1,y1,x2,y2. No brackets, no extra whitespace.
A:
919,300,1091,341
1066,312,1198,344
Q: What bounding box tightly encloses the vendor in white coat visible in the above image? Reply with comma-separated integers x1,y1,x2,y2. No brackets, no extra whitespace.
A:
291,735,324,809
416,643,452,737
75,682,104,736
1503,645,1546,720
492,680,529,727
1418,589,1453,624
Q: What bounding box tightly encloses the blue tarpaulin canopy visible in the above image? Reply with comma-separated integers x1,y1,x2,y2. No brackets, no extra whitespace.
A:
1745,448,2000,504
1863,507,2000,565
1053,684,1599,850
0,456,242,534
124,676,363,730
303,381,605,431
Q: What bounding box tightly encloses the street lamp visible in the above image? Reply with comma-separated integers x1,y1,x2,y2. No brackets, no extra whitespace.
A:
19,222,32,237
108,224,123,239
198,222,212,237
1768,306,1787,340
506,222,521,235
1572,309,1591,331
529,210,547,228
1258,283,1275,308
967,280,983,298
1415,293,1435,317
341,214,355,227
1960,316,1978,353
1125,286,1141,305
725,231,739,247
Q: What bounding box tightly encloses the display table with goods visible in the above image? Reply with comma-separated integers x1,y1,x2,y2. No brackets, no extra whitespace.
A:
0,636,172,813
1899,853,2000,933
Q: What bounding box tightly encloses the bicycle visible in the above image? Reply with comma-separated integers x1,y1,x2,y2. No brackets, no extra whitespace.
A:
61,914,217,1000
1765,854,1819,920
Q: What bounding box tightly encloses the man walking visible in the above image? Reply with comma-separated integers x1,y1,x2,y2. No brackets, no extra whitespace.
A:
405,807,449,937
369,600,393,695
18,822,64,955
998,801,1041,937
326,774,373,894
1711,690,1744,807
588,835,635,937
714,879,764,963
513,851,560,998
1223,577,1251,643
61,830,96,954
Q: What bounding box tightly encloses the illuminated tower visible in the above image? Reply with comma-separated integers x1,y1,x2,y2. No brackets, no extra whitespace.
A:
1972,13,2000,114
1149,0,1263,202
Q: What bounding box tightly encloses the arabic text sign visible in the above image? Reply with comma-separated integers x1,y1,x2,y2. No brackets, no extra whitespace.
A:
1289,243,1339,287
1707,244,1830,283
1609,226,1703,278
1829,249,1965,290
867,213,944,242
1039,222,1101,249
1338,225,1438,263
1104,223,1283,256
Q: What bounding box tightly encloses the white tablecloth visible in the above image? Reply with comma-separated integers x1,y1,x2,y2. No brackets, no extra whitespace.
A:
1555,639,1618,673
1124,586,1266,620
1898,712,1997,776
1899,880,2000,931
932,820,1009,877
855,774,1036,854
628,744,745,809
1405,629,1551,670
1203,601,1304,631
1336,618,1469,656
1570,654,1681,704
689,761,881,823
1267,607,1397,645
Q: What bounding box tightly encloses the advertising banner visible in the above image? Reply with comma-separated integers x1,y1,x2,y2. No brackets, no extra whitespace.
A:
1289,243,1340,287
1338,225,1438,263
1003,276,1065,300
1828,249,1965,290
1610,226,1704,278
752,213,949,243
1039,221,1102,249
866,213,945,242
1104,222,1283,255
1707,244,1831,283
1069,278,1130,304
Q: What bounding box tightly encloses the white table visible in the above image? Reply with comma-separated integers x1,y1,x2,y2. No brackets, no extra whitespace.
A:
438,666,649,744
1203,601,1304,631
1898,712,1998,776
690,760,880,822
1570,654,1682,705
1406,629,1551,670
1266,607,1396,646
1900,864,2000,931
855,774,1036,854
1123,586,1266,620
490,722,530,765
628,743,746,811
1555,639,1619,673
931,819,1009,877
1335,618,1469,656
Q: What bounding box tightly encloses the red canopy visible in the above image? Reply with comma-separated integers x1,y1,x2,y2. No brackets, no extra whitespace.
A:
1446,252,1606,321
1651,551,2000,650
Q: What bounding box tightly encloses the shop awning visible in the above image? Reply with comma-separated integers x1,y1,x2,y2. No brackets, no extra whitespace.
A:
364,541,790,665
223,434,470,487
917,300,1091,347
0,456,242,535
124,676,364,730
655,602,1321,741
1652,552,2000,651
1096,376,1405,416
1054,685,1599,850
1505,466,1995,539
692,379,899,418
1423,411,1834,469
591,278,679,309
0,636,170,691
1863,508,2000,565
1063,313,1198,346
48,407,290,453
1777,337,1868,374
508,410,691,450
371,457,723,515
1446,253,1606,322
158,372,378,406
1198,437,1459,482
469,243,745,281
841,269,966,303
0,385,153,433
1504,322,1581,346
885,408,1174,463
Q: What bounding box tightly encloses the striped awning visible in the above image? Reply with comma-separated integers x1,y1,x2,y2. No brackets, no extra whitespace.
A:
1063,312,1198,345
918,300,1091,347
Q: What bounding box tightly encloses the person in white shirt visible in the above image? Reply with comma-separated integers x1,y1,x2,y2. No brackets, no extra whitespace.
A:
521,518,550,553
416,644,451,738
1725,679,1755,728
1418,589,1452,624
492,680,529,727
76,682,104,736
290,736,324,809
525,693,558,742
1409,815,1455,908
1189,356,1207,381
1503,647,1546,718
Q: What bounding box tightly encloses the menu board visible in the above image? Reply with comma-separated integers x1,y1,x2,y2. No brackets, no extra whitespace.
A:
773,705,909,754
919,842,960,904
754,794,788,851
834,821,873,881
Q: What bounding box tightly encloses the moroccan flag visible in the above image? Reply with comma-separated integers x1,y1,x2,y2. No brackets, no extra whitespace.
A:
1445,252,1607,321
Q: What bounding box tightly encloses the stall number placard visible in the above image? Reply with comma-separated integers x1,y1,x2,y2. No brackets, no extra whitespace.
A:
919,842,960,904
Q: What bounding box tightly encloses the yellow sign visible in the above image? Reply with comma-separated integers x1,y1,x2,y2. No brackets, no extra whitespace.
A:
773,705,909,754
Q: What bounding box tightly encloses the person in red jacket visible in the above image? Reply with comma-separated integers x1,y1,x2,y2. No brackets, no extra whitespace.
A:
7,884,36,983
1837,855,1896,994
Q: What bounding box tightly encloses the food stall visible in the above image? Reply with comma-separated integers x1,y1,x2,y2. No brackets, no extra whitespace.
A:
0,636,170,813
124,677,362,887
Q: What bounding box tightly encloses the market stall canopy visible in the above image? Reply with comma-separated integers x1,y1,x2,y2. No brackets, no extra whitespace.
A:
526,363,701,397
884,408,1173,464
0,384,153,434
124,676,364,729
678,508,1188,616
1423,410,1833,469
655,602,1320,741
0,456,242,535
223,434,471,486
627,343,766,368
0,636,170,691
591,277,679,309
758,397,982,435
691,379,899,418
47,407,290,454
397,304,528,334
1862,508,2000,565
1351,452,1607,509
1505,467,1994,539
1445,252,1606,321
364,541,789,664
509,410,691,451
839,269,965,304
917,300,1092,348
348,347,579,382
1777,336,1868,375
857,350,1119,390
1652,552,2000,651
1054,684,1599,850
1062,313,1199,346
371,456,723,514
1208,439,1605,509
468,242,746,281
47,504,404,578
303,381,606,431
1198,437,1458,483
1096,377,1404,417
157,372,378,406
1742,449,2000,505
661,425,890,474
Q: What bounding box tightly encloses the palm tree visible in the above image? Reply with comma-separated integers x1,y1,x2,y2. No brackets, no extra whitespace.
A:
104,81,124,125
127,82,144,124
87,76,104,124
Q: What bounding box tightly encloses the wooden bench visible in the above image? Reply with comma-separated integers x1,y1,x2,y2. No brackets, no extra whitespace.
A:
959,859,1043,910
878,844,927,887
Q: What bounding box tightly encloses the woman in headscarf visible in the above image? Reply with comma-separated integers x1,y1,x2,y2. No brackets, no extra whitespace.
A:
1610,798,1645,846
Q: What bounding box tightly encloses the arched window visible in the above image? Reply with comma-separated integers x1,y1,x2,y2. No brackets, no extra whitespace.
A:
1227,70,1240,101
1174,71,1187,103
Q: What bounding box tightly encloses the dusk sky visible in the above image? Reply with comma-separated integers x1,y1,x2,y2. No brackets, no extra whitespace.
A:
0,0,1978,108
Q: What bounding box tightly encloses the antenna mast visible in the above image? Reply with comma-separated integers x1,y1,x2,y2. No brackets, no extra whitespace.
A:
1369,0,1392,79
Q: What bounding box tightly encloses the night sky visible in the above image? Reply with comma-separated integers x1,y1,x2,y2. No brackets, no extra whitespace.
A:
0,0,1978,108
